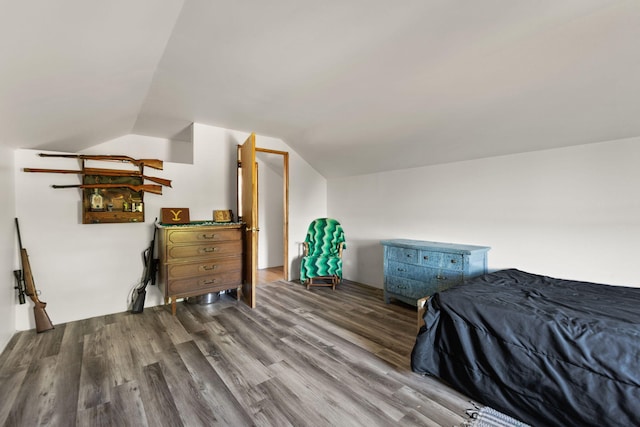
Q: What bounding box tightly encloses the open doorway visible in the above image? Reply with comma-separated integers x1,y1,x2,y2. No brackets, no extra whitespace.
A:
255,148,289,285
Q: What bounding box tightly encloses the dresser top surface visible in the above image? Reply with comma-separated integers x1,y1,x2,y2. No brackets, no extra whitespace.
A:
156,221,243,230
380,239,490,254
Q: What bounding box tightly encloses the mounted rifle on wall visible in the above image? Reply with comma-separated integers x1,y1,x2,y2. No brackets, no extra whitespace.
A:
37,153,163,170
23,167,172,187
131,220,159,313
14,218,54,333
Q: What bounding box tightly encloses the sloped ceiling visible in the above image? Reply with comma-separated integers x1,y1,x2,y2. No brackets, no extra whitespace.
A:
2,1,639,178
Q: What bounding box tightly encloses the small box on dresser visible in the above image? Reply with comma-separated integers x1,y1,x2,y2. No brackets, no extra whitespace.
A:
157,222,243,315
380,239,490,306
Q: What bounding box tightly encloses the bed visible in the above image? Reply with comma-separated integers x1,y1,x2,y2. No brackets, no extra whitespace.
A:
411,269,640,427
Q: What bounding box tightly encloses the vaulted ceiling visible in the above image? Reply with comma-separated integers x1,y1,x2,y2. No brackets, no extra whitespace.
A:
2,1,639,177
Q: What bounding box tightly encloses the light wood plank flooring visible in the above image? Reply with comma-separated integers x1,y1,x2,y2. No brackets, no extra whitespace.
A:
257,266,284,285
0,279,473,427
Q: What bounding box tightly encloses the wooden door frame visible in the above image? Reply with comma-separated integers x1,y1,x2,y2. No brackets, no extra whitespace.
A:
255,147,289,281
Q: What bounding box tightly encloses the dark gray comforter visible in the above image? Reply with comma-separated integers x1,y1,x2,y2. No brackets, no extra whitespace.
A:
411,269,640,427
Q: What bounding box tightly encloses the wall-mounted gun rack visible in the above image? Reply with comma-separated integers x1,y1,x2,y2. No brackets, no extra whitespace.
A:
24,153,171,224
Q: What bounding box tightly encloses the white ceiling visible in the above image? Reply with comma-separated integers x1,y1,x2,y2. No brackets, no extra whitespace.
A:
2,1,639,178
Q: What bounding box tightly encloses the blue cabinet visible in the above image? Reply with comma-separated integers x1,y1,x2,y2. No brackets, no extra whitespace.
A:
381,239,490,305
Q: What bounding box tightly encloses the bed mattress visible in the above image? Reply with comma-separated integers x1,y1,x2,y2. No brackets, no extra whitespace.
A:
411,269,640,427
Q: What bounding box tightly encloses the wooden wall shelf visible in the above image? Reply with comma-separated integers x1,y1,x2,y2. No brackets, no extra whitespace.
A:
82,174,145,224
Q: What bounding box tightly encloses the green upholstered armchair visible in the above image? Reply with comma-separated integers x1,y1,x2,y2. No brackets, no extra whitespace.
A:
300,218,346,290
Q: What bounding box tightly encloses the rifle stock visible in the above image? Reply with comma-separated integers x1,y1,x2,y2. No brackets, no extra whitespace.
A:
38,153,163,170
131,288,146,314
16,218,54,333
131,220,158,314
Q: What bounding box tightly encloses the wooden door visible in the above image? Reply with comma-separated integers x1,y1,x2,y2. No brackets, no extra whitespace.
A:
239,133,258,308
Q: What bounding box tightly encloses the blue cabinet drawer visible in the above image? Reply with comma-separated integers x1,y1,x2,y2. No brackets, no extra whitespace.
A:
387,261,463,285
387,260,430,281
431,269,464,289
387,246,419,263
385,274,461,300
385,276,431,300
418,250,443,268
419,250,463,271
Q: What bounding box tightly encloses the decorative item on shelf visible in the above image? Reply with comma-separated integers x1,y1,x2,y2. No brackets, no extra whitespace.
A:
213,209,233,223
90,189,104,211
161,208,190,224
131,197,143,213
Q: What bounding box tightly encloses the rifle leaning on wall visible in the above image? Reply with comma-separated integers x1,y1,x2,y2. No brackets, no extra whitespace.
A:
15,218,54,333
131,220,159,314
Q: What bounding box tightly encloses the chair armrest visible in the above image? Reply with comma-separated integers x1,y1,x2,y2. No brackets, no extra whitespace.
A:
338,242,345,258
416,296,430,333
303,241,309,256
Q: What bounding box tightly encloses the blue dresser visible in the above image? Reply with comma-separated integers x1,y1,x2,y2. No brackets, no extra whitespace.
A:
381,239,490,305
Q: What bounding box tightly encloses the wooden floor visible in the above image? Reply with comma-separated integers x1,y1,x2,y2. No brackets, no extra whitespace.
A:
0,278,473,427
257,266,284,285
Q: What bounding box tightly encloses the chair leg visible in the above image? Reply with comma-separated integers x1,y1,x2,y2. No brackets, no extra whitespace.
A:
307,276,337,290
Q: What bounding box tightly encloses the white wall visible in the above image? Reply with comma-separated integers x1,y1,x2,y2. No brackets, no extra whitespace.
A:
329,138,640,288
0,146,16,351
12,124,326,332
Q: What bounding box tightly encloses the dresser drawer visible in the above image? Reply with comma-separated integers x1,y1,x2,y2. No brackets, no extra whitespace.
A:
386,275,462,299
420,250,463,271
387,260,431,282
167,258,241,280
166,240,242,260
385,276,428,300
387,246,419,264
167,271,242,296
430,269,464,290
166,228,241,245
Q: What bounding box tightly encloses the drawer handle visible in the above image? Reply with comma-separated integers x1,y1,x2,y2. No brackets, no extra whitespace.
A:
202,279,217,285
202,247,219,253
202,234,219,239
397,268,406,272
436,275,448,280
450,259,457,264
406,254,413,258
423,256,428,260
202,265,217,271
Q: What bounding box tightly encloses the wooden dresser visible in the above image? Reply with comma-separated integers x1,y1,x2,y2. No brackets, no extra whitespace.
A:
157,222,243,315
380,239,490,306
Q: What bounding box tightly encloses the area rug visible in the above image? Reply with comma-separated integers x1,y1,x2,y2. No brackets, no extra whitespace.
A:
462,403,531,427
